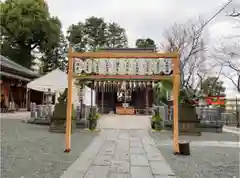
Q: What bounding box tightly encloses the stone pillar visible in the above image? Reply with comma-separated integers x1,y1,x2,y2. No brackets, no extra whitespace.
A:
37,105,43,119
48,104,52,119
30,102,36,119
76,105,81,120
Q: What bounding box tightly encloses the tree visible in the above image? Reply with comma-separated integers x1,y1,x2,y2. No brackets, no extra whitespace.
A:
106,22,128,48
215,9,240,93
0,0,61,68
67,22,87,52
135,38,156,49
153,81,173,105
67,17,128,52
84,17,107,51
160,18,219,95
40,32,68,74
216,43,240,93
202,77,226,96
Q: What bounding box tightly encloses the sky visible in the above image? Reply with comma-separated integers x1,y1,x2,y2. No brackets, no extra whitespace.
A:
45,0,240,97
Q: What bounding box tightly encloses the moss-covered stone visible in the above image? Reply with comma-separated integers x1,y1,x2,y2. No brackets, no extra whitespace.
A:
49,89,76,133
179,104,201,135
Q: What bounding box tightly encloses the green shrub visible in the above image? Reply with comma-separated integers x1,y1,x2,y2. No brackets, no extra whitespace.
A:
95,113,101,119
151,116,156,122
155,115,163,122
154,115,164,131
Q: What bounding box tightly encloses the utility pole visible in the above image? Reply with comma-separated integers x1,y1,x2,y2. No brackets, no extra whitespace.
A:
236,97,240,128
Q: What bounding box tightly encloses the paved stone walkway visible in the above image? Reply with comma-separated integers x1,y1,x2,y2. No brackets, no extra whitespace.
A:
156,140,240,148
98,114,151,130
61,129,176,178
223,126,240,135
1,111,30,120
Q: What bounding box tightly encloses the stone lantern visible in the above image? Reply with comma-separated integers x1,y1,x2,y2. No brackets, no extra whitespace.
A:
45,88,53,105
45,88,54,118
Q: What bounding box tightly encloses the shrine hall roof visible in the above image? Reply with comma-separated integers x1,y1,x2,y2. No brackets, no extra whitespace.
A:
0,55,40,78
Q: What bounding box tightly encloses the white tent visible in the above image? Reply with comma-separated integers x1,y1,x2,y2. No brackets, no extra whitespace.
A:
27,68,96,106
27,68,68,92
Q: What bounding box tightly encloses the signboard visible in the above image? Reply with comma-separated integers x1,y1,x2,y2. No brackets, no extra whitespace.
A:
73,58,173,75
197,96,225,105
205,96,225,105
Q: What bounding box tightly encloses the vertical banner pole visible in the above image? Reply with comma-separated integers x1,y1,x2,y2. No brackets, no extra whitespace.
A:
65,47,73,153
173,55,180,154
91,81,93,113
91,59,94,116
101,87,104,114
145,85,149,115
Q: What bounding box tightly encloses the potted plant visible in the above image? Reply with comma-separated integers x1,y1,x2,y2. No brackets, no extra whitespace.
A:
151,115,156,129
151,106,160,129
155,115,164,131
151,106,164,131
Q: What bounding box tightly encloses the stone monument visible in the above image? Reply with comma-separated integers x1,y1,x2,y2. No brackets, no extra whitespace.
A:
49,89,76,133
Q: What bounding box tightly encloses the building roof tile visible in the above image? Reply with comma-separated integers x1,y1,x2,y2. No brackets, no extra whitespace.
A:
0,55,40,78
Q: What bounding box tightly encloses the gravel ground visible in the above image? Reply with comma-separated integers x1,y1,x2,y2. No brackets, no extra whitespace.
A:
150,131,240,178
151,131,239,142
1,119,99,178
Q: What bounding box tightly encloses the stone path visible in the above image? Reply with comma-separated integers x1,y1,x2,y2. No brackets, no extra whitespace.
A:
0,111,30,120
61,116,176,178
223,126,240,135
156,140,240,148
98,114,151,130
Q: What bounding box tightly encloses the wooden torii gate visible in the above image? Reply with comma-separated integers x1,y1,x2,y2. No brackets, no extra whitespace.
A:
64,48,181,154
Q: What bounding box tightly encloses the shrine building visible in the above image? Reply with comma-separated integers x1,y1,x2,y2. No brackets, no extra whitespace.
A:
0,55,42,112
74,48,173,115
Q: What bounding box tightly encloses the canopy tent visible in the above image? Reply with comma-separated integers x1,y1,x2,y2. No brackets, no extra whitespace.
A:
27,68,95,106
27,68,68,92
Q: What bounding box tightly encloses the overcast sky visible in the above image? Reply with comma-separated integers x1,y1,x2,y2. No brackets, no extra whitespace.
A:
45,0,238,44
45,0,240,97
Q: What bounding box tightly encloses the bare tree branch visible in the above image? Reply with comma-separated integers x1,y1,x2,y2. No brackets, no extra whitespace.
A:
160,18,210,93
213,18,240,92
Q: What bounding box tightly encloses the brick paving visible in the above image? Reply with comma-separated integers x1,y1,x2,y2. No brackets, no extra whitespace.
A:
61,129,176,178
